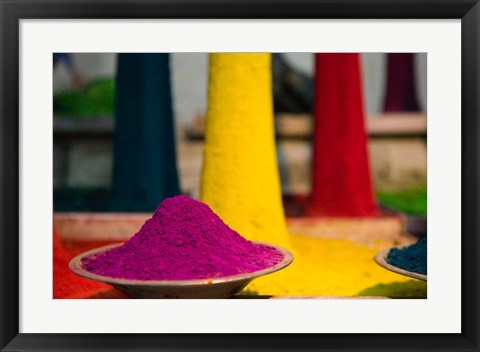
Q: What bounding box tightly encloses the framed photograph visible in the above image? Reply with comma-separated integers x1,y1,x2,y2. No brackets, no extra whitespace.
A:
1,0,478,351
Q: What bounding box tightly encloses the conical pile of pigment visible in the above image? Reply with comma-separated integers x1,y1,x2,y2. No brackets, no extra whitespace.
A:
82,195,284,280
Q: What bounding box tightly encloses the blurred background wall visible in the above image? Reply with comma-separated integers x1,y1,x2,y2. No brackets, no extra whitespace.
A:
53,53,427,211
53,53,427,123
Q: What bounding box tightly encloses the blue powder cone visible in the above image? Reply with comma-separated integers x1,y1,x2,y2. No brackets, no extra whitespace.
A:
110,53,180,211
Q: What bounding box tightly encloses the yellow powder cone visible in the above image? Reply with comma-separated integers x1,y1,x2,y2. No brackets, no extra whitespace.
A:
199,53,426,298
200,53,289,248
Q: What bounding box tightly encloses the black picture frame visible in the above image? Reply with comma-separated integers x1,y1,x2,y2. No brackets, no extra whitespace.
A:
1,0,479,351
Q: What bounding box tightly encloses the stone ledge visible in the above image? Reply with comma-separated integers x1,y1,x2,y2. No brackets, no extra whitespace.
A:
186,112,427,140
54,212,415,249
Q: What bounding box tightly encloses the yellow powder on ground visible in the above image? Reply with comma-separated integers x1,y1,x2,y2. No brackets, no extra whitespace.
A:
200,53,289,247
247,235,425,297
199,53,425,298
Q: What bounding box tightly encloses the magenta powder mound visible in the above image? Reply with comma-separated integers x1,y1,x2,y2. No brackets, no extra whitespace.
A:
81,195,284,280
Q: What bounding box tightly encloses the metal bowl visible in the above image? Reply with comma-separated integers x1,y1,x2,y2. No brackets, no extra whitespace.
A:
69,242,293,298
374,248,427,281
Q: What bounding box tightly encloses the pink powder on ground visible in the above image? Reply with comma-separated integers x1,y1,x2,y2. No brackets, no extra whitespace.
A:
82,195,284,280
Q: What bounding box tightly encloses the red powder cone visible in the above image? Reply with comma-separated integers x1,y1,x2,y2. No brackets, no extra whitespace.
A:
305,53,378,217
53,226,109,298
383,53,420,112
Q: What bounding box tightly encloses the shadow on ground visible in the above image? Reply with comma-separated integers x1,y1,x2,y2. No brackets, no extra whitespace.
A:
357,280,427,298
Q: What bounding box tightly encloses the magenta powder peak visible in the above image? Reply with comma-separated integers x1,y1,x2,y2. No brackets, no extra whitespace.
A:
82,195,284,280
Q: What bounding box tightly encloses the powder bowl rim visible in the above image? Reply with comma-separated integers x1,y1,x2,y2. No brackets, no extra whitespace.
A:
69,241,294,287
374,248,427,281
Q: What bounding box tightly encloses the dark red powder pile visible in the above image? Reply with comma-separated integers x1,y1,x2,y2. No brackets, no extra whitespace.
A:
307,53,378,217
82,195,284,280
